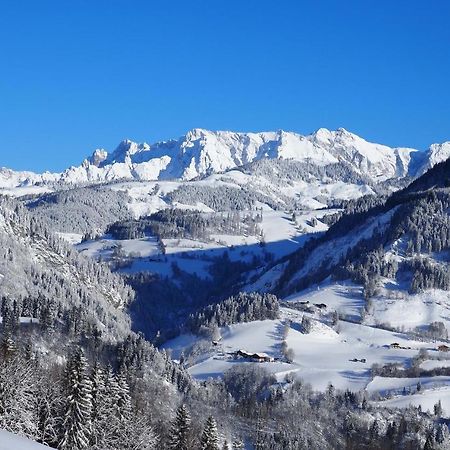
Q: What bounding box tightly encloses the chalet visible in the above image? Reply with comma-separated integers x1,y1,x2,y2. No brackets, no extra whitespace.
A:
390,343,400,349
438,345,450,352
234,349,274,362
314,303,327,309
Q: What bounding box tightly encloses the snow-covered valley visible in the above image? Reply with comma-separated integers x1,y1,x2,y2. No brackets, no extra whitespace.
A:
3,129,450,449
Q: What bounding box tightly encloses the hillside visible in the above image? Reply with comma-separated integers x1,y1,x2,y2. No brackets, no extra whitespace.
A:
0,195,133,340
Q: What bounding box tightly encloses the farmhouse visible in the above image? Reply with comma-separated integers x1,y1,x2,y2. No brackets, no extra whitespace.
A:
234,349,274,362
438,345,450,352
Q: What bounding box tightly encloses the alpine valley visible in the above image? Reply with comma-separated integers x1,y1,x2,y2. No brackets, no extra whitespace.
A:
3,128,450,449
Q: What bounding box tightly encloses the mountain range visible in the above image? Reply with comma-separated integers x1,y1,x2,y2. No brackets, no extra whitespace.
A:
2,128,450,188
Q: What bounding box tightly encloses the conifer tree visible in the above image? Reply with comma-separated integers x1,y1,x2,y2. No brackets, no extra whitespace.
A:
200,416,220,450
434,400,443,417
168,404,191,450
116,372,132,421
60,347,92,450
90,362,108,449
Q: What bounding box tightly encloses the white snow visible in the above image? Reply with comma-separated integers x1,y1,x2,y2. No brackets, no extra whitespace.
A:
0,430,48,449
367,288,450,331
374,386,450,417
77,234,160,259
420,359,450,371
285,281,365,321
56,232,83,245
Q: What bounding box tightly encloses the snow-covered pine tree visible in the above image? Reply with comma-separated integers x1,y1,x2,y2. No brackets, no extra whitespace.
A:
434,400,443,417
168,404,191,450
116,371,132,421
200,416,220,450
60,347,92,450
90,362,109,449
90,362,105,424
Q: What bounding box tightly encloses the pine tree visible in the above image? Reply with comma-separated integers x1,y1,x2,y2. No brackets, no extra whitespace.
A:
90,362,105,424
168,404,191,450
232,440,244,449
434,400,443,417
60,347,92,450
90,362,108,449
116,372,132,422
200,416,220,450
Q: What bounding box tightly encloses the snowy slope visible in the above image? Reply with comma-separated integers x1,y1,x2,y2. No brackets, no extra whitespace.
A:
413,141,450,176
374,386,450,416
0,430,48,449
164,304,435,391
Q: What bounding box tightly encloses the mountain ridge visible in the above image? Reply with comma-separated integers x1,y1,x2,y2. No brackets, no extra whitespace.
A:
2,128,450,189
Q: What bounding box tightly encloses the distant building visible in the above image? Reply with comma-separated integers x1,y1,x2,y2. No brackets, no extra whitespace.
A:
438,345,450,352
234,349,274,362
390,343,400,349
314,303,327,309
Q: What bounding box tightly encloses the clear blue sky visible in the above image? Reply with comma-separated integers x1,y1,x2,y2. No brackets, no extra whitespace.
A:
1,1,449,172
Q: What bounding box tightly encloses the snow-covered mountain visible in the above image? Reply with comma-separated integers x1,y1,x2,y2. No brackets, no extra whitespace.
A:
2,128,450,188
0,167,58,189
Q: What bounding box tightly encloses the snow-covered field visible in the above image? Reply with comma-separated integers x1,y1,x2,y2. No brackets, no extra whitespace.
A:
284,281,365,321
374,386,450,415
164,305,436,392
77,234,160,259
367,287,450,330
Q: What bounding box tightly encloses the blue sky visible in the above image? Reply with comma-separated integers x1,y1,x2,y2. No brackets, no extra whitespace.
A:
1,1,449,172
